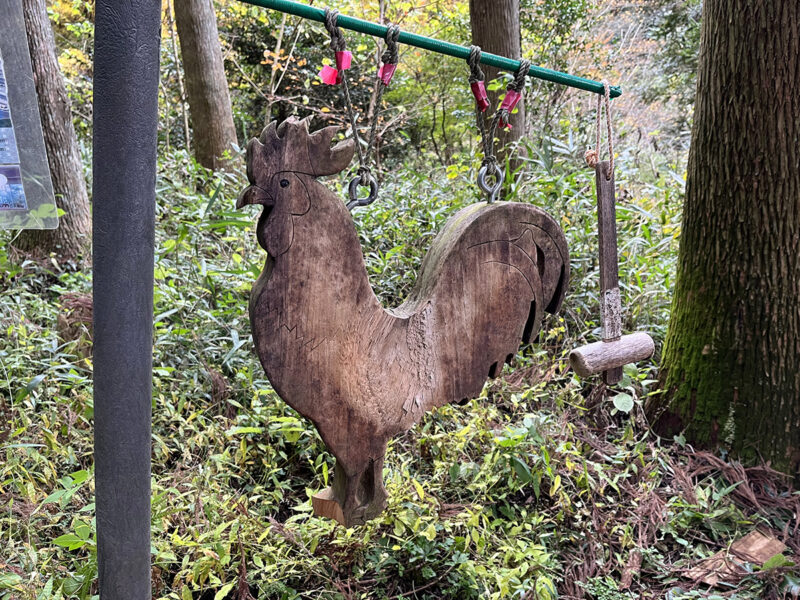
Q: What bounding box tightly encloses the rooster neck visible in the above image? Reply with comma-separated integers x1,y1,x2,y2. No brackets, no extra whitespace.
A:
251,175,385,347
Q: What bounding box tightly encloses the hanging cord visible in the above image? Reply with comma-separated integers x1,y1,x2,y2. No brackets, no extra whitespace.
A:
324,9,364,166
584,81,614,180
347,23,400,209
361,25,399,181
468,47,493,167
323,8,346,53
469,52,530,203
324,9,401,210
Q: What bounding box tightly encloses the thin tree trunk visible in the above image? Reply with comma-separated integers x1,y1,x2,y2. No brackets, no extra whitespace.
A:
14,0,91,261
166,0,191,153
469,0,525,167
651,0,800,475
174,0,237,170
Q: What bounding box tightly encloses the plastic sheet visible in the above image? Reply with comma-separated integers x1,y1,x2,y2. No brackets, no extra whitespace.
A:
0,0,57,230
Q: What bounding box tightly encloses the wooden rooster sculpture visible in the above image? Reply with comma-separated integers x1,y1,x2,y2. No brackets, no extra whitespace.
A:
238,117,569,526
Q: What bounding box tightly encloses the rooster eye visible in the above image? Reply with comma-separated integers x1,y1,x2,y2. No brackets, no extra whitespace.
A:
280,179,290,188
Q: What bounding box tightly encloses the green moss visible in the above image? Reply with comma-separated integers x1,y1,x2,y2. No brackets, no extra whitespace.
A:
658,268,732,444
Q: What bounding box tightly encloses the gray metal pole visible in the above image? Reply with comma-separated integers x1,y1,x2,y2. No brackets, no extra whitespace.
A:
92,1,161,597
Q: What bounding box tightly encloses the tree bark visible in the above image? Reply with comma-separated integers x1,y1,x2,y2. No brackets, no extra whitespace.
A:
469,0,525,165
651,0,800,475
166,0,191,154
174,0,237,170
14,0,91,261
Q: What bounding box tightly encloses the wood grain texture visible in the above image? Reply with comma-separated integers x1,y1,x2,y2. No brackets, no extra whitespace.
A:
595,161,623,384
239,118,570,526
595,163,620,338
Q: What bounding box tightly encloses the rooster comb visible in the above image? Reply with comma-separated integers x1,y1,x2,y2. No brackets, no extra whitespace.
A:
246,117,354,181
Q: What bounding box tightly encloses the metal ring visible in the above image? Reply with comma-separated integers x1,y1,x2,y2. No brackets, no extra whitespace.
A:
477,163,503,204
346,174,379,210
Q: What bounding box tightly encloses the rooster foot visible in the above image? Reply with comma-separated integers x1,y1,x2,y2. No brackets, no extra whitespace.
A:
311,455,387,527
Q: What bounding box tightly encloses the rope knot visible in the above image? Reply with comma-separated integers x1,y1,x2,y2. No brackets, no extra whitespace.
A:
509,59,531,93
381,24,400,65
586,80,614,178
467,45,484,84
324,8,346,52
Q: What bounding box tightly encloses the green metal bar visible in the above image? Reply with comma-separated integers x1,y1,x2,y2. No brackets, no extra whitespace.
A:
236,0,621,98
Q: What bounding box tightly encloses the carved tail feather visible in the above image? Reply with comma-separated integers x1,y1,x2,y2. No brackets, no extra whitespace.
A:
400,201,570,409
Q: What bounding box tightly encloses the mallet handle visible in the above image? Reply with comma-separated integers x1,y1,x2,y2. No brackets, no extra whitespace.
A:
595,161,623,384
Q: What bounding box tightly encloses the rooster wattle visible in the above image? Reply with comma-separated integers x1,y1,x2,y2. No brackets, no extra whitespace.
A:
238,117,569,526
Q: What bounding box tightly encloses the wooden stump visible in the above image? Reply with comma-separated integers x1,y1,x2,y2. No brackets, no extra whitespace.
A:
569,332,655,377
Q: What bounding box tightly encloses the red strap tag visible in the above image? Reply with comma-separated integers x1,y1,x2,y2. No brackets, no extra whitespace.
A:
378,63,397,85
319,64,339,85
335,51,352,71
470,81,490,112
320,52,353,85
500,89,521,113
499,89,522,128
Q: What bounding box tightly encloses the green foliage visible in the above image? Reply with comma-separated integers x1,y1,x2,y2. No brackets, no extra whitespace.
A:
580,577,633,600
520,0,589,72
3,1,798,599
49,0,95,137
642,0,703,132
4,140,796,599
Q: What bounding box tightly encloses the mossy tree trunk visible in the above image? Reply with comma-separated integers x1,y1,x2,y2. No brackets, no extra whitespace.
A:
14,0,91,261
651,0,800,475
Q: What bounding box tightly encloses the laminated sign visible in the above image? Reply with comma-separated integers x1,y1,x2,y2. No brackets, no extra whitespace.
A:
0,58,26,211
0,0,57,230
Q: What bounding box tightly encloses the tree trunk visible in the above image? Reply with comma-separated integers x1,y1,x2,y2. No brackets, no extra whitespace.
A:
469,0,525,166
651,0,800,475
14,0,91,261
174,0,237,170
166,0,191,154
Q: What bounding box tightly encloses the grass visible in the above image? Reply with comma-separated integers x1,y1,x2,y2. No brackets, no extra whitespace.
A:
1,144,798,600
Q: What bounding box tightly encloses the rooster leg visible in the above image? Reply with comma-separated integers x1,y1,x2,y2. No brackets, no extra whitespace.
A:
311,447,389,527
365,454,388,520
334,466,365,526
335,452,388,527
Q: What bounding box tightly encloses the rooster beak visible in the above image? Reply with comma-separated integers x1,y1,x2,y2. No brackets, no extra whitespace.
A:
236,184,273,209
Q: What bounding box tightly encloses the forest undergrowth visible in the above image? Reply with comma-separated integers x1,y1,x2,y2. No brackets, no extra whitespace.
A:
1,142,798,600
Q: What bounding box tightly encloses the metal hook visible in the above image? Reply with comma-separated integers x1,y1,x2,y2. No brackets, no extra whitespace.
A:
346,173,379,210
477,163,503,203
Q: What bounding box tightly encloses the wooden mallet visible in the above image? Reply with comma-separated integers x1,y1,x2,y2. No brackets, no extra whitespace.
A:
570,161,654,384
